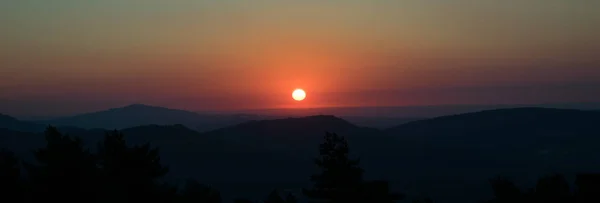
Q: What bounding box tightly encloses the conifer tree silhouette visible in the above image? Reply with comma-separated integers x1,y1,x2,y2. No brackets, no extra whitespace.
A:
487,176,526,203
534,174,572,203
26,126,100,202
264,190,285,203
412,198,434,203
304,132,403,203
485,174,590,203
575,173,600,203
284,193,298,203
233,198,255,203
0,149,25,202
180,179,222,203
96,130,172,202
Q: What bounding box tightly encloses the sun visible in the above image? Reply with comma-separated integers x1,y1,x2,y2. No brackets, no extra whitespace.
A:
292,89,306,101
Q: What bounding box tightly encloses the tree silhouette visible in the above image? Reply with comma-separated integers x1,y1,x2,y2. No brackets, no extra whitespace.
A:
96,130,172,203
303,132,364,203
412,197,434,203
534,174,572,203
25,126,100,202
233,198,255,203
487,176,527,203
0,149,25,202
575,173,600,203
180,179,222,203
304,132,403,203
264,190,285,203
284,193,298,203
361,180,405,203
483,173,600,203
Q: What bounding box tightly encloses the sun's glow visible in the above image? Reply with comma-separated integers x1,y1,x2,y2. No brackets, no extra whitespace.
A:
292,89,306,101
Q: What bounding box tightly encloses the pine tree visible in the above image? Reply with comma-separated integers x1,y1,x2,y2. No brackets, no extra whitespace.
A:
303,132,363,203
534,174,572,203
264,190,285,203
233,198,255,203
284,193,298,203
303,132,403,203
26,126,100,202
575,173,600,203
0,149,25,202
487,176,526,203
97,130,172,203
180,179,221,203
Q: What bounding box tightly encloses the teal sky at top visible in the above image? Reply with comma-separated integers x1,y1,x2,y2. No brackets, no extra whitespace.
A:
2,0,598,54
1,0,599,115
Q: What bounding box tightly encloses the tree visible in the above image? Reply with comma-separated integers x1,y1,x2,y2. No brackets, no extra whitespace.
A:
0,149,24,202
284,193,298,203
264,190,285,203
180,179,221,203
233,198,255,203
486,174,580,203
412,198,434,203
304,132,403,203
487,176,527,203
265,190,285,203
534,174,572,203
26,126,100,202
96,130,172,203
361,180,405,203
575,173,600,203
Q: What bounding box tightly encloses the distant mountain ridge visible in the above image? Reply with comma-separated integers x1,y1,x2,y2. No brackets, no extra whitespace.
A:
385,107,600,136
3,107,600,202
37,104,259,132
0,113,45,132
203,115,378,151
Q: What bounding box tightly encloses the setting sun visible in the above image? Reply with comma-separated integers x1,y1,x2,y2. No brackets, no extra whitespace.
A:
292,89,307,101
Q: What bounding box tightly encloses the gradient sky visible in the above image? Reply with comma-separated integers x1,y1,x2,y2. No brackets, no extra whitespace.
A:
1,0,599,116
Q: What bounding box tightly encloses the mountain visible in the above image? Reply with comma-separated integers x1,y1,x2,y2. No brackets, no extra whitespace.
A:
381,108,600,200
229,102,600,118
203,115,385,152
4,108,600,202
342,116,423,129
39,104,255,132
0,113,46,132
386,107,600,134
384,107,600,162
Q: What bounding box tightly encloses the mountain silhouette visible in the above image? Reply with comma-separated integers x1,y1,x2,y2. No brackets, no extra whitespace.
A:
385,107,600,135
40,104,256,132
380,108,600,202
3,107,600,202
202,115,383,153
384,107,600,160
0,113,45,132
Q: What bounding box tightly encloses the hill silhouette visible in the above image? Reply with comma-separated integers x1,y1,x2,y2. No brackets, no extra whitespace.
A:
385,108,600,156
381,108,600,201
386,107,600,135
0,113,45,132
40,104,257,132
2,107,600,202
201,115,392,157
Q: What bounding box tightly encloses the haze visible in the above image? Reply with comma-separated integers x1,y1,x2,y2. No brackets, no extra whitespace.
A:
1,0,599,117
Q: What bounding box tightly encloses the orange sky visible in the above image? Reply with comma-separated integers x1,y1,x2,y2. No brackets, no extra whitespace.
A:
1,0,600,116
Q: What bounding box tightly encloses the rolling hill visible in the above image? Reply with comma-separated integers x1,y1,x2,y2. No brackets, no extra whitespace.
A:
385,107,600,136
0,113,46,132
3,107,600,202
38,104,258,132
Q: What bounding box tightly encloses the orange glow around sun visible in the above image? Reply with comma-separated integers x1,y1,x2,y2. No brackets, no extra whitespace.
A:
292,89,306,101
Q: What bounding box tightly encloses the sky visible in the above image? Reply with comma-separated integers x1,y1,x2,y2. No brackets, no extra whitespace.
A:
1,0,599,117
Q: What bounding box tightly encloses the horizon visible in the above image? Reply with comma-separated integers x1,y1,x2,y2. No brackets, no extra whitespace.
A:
2,1,600,117
7,101,600,120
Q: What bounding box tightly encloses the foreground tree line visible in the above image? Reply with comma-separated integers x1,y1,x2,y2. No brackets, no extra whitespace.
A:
0,127,599,203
